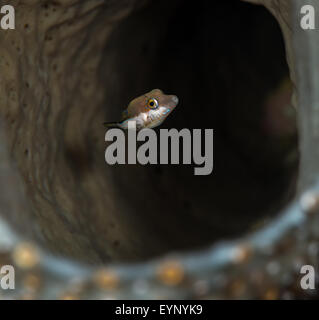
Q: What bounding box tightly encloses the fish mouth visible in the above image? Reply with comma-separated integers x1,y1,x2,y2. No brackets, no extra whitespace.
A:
162,108,171,115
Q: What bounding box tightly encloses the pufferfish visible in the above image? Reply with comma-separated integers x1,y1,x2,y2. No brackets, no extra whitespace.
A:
103,89,179,130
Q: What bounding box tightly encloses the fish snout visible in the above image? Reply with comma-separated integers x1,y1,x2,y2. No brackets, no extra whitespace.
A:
171,95,179,105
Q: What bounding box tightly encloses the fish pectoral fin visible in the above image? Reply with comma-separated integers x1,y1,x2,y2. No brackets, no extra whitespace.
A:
121,110,129,121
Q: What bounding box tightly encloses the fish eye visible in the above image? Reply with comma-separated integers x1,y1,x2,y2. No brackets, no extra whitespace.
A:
147,98,159,109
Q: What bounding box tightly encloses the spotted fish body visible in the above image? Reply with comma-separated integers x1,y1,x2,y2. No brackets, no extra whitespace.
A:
103,89,179,130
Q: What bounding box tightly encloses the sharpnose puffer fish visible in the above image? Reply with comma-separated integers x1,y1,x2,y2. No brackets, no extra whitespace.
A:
103,89,179,130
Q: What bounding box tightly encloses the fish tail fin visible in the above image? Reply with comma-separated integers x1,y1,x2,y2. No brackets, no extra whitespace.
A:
103,122,119,128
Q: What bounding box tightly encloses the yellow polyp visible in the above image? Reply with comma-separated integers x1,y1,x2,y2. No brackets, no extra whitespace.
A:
12,242,39,269
93,268,119,290
233,244,252,264
157,260,185,286
23,273,42,291
60,294,78,300
264,288,279,300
